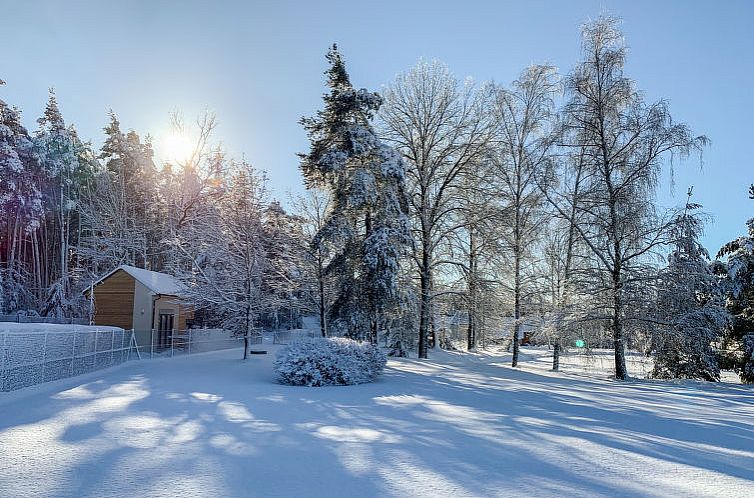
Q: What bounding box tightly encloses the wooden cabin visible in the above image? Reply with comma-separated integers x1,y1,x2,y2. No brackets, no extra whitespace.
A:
84,265,193,348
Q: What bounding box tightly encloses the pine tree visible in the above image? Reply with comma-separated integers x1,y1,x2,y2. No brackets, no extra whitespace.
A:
0,79,44,312
300,45,412,343
652,189,728,381
35,89,82,317
81,112,158,271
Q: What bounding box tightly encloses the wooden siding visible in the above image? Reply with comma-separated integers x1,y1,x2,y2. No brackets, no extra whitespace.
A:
89,269,135,329
152,297,193,331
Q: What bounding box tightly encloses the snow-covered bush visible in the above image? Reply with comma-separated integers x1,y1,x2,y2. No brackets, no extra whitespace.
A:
273,337,386,387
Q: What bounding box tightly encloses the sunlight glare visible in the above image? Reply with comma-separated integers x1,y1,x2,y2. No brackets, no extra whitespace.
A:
161,132,194,164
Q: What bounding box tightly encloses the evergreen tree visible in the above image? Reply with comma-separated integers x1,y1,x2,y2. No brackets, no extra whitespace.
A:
652,189,728,381
300,45,412,343
716,184,754,383
0,79,43,312
82,112,157,270
35,89,82,317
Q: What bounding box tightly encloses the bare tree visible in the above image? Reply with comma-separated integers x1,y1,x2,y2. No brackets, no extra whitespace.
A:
175,161,269,360
380,60,493,358
557,17,707,379
293,188,332,337
490,64,559,367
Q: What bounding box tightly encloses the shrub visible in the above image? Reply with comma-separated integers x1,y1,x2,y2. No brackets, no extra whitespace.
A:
273,337,387,386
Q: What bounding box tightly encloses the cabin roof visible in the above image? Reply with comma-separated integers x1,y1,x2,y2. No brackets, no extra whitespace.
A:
87,265,184,296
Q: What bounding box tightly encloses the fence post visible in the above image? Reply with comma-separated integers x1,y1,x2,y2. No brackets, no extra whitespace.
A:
41,332,48,384
71,330,76,377
188,329,192,355
94,329,99,373
1,332,6,391
171,329,174,357
150,329,154,359
110,329,115,365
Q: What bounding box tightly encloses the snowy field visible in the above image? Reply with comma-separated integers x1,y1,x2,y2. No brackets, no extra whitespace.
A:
1,346,753,498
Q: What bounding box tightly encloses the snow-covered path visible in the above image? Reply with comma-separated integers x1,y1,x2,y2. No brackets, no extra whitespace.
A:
1,346,752,497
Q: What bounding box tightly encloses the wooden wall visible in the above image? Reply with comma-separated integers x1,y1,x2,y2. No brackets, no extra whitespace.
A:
152,297,194,331
89,270,135,329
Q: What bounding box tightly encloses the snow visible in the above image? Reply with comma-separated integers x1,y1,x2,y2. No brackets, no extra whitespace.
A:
1,346,752,497
91,265,184,296
274,338,386,386
1,323,131,392
0,322,123,335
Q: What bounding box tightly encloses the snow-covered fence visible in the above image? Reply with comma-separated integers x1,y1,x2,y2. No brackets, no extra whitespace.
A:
273,329,320,344
0,314,88,325
130,328,245,358
0,324,134,392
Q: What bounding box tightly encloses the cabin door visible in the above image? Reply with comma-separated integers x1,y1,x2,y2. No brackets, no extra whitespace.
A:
158,312,175,347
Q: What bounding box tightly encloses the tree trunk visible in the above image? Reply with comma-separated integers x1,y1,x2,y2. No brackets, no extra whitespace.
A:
512,249,521,367
467,228,476,351
418,248,430,359
243,296,251,361
318,258,327,337
612,270,628,379
552,341,561,371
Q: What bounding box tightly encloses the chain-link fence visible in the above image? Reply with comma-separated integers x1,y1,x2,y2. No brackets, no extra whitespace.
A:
0,314,88,325
0,326,247,392
130,328,246,358
1,327,135,392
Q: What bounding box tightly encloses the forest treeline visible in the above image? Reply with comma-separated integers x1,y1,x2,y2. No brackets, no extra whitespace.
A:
1,16,752,381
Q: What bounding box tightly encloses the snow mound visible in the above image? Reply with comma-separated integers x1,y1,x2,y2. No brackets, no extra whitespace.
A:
273,337,386,386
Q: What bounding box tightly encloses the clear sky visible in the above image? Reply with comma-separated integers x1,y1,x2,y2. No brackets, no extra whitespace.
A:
2,0,752,252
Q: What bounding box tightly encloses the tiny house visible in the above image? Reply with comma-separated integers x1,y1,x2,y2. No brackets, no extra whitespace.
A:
84,265,193,347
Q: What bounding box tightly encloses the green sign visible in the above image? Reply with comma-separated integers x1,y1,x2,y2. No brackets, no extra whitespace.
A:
575,339,585,348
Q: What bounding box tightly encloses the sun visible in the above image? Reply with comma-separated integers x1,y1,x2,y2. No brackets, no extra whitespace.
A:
161,131,194,164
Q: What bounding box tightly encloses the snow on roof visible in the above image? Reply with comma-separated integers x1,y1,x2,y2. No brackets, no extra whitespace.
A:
88,265,184,296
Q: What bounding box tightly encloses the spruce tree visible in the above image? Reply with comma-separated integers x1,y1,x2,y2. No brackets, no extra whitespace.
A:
300,45,412,344
717,185,754,383
652,189,728,381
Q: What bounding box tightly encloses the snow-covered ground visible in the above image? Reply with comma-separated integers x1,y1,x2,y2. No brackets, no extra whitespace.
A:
1,345,752,497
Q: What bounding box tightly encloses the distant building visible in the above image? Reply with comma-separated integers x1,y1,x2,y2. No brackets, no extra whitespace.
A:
84,265,194,347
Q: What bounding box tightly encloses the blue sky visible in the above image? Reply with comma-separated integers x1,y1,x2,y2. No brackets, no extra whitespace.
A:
2,0,752,252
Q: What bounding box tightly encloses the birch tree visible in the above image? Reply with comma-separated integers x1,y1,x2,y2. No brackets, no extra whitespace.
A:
491,64,559,367
560,17,707,379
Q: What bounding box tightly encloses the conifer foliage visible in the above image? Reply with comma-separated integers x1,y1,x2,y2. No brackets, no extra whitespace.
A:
300,45,412,343
717,185,754,383
652,190,729,381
